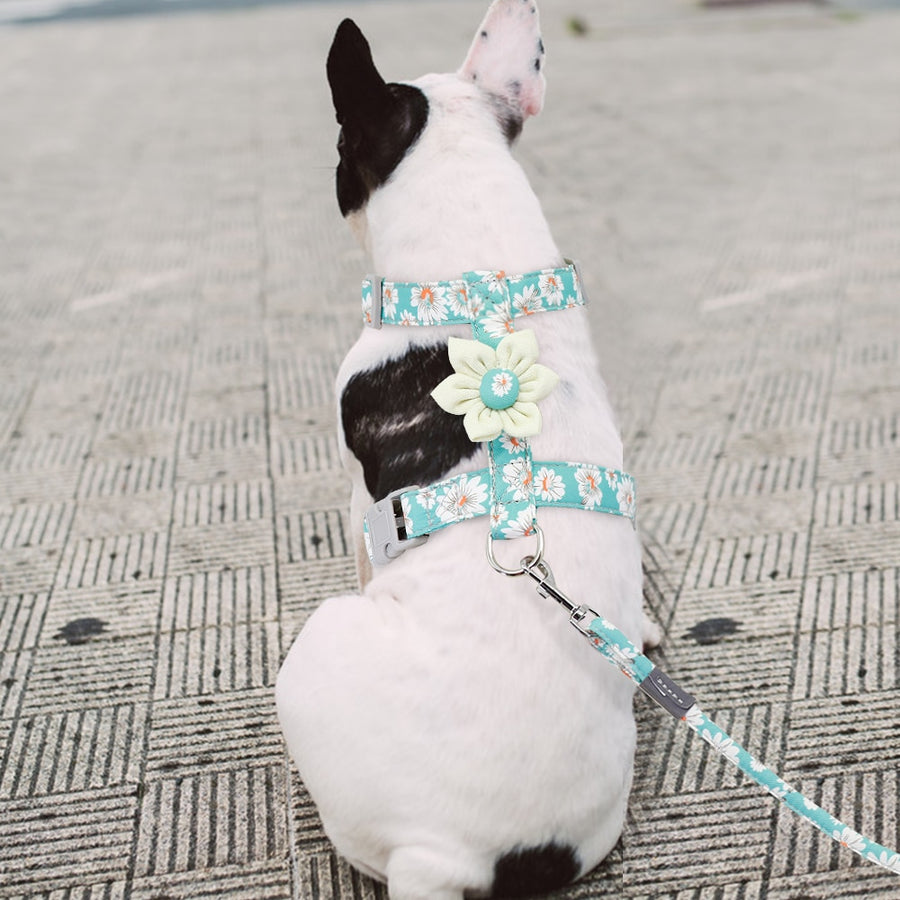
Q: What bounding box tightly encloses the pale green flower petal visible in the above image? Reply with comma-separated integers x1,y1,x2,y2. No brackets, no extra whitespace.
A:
498,401,542,437
463,406,503,442
447,336,497,379
496,329,539,375
433,329,557,441
517,363,560,402
431,374,482,415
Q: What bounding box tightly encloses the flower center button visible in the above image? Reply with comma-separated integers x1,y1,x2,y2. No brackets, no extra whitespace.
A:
480,368,519,410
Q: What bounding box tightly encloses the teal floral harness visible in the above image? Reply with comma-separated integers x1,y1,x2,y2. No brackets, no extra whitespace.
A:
361,261,633,565
357,261,900,876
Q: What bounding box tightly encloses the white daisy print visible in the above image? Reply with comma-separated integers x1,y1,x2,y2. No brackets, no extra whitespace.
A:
502,457,533,503
539,271,565,306
489,502,509,529
481,299,516,340
701,730,741,764
491,370,516,397
500,434,528,454
605,468,619,489
610,642,638,662
435,474,488,524
410,283,448,325
766,778,792,801
502,508,537,539
416,486,437,510
536,467,565,502
833,827,866,854
867,851,900,873
447,285,468,317
400,495,414,534
617,475,636,518
512,284,541,317
362,286,373,325
399,310,416,327
381,284,398,320
480,270,507,294
749,756,766,773
683,707,704,728
466,292,485,320
575,465,605,509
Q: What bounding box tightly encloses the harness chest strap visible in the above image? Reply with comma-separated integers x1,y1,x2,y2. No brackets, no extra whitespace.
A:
364,460,636,567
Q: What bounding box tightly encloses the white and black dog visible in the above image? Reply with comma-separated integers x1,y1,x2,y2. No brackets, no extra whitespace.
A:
277,2,659,897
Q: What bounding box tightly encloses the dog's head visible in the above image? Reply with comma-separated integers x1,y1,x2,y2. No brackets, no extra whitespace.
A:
326,0,546,244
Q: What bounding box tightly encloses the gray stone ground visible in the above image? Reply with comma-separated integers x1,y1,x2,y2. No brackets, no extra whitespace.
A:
1,0,899,897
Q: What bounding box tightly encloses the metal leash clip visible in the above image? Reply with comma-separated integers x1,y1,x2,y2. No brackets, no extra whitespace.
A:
520,556,599,639
486,525,598,639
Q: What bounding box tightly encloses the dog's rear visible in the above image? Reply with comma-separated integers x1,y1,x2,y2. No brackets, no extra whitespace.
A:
277,4,653,897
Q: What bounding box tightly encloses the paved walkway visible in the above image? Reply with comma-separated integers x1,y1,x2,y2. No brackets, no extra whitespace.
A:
1,0,899,897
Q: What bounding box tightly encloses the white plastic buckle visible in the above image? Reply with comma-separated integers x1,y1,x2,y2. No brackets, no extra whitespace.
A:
365,275,383,329
363,486,428,566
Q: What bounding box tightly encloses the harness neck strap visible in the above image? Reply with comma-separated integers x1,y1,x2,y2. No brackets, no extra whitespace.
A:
362,260,585,330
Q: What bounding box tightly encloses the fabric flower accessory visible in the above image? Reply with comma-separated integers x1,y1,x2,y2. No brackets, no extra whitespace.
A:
431,329,559,442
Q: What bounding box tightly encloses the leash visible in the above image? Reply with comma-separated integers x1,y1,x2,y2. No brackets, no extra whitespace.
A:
489,528,900,876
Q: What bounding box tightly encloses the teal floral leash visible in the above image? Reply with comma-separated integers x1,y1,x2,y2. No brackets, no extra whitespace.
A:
518,558,900,876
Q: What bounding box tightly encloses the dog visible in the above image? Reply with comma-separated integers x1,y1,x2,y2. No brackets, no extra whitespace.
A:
277,3,660,897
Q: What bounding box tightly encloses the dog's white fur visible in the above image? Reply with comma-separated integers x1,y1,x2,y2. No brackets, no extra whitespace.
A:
277,4,657,897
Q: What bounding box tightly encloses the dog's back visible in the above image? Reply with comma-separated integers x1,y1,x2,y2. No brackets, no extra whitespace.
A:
277,4,651,897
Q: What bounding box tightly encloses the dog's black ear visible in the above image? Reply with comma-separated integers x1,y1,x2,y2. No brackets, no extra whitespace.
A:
327,19,392,126
325,18,429,216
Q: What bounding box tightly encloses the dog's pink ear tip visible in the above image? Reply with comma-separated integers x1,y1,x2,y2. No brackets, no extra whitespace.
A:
520,81,545,118
523,91,544,118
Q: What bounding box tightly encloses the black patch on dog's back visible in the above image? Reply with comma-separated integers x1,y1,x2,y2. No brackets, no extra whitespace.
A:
490,842,580,898
341,343,479,500
327,19,430,216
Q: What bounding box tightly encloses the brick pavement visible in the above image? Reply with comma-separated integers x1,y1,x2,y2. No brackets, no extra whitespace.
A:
1,1,899,897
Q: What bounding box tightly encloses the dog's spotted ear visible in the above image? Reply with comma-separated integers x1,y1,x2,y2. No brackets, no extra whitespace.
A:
459,0,546,138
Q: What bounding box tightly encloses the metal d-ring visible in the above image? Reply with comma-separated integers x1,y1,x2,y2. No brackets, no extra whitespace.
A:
486,523,545,576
